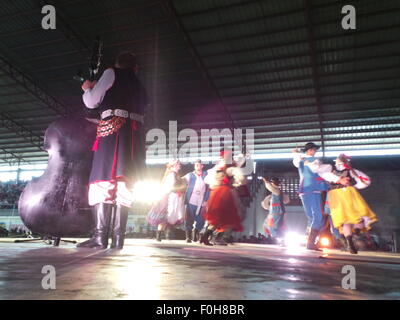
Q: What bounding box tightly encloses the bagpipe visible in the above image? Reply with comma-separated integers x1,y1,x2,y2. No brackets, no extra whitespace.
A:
74,36,103,120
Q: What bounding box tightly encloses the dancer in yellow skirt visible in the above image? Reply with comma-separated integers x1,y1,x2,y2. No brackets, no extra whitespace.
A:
305,154,378,254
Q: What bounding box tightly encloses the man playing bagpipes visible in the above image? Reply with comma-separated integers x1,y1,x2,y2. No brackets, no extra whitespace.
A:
77,52,148,249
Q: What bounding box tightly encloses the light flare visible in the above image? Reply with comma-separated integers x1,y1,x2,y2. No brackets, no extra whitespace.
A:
131,180,165,204
320,237,331,247
284,232,306,248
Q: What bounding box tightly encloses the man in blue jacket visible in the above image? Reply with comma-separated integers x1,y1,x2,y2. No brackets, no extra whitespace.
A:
183,160,210,243
292,142,329,251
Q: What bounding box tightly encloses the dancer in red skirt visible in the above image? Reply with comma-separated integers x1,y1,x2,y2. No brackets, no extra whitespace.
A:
201,151,246,245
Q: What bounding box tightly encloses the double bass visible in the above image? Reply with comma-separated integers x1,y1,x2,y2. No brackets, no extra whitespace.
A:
18,116,96,238
18,38,103,242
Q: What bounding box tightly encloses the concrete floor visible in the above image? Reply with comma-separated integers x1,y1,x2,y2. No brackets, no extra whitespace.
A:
1,238,400,300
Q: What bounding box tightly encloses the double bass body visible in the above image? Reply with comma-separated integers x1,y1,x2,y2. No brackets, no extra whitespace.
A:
18,116,96,237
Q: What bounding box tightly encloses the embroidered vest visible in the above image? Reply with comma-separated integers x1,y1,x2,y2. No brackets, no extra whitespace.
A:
185,172,210,204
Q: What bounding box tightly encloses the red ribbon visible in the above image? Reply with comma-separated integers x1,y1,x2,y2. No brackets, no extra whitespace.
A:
92,137,100,151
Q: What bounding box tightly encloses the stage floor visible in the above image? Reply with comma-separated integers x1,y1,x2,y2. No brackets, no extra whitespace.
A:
1,238,400,300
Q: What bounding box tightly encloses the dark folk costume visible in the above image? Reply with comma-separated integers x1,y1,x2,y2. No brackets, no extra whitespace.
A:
78,67,147,249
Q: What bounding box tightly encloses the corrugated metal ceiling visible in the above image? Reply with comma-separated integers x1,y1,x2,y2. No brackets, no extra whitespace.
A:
0,0,399,165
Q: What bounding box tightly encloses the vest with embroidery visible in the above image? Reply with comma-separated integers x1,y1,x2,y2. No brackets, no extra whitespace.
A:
185,172,210,205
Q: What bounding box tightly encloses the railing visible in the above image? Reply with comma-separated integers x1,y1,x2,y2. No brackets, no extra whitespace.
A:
240,174,303,207
0,204,18,216
255,164,302,205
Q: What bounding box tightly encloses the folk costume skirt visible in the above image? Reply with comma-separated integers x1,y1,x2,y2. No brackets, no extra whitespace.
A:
88,118,145,207
328,186,378,233
205,185,243,232
147,192,185,227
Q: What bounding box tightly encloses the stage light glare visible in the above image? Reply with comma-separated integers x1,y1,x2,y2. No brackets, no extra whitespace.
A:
284,232,304,248
132,180,164,204
320,237,330,247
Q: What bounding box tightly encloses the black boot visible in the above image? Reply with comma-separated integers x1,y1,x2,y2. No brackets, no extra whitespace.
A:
200,228,214,246
223,229,234,245
212,232,228,246
307,228,322,251
185,230,192,243
346,235,358,254
110,205,129,249
224,236,234,245
165,226,172,240
338,236,348,251
192,229,199,242
77,203,112,249
156,230,163,242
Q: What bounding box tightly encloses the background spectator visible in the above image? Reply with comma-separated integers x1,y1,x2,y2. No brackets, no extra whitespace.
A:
0,181,27,208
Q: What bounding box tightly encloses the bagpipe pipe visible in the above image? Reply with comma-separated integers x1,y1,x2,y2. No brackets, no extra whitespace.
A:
74,36,103,120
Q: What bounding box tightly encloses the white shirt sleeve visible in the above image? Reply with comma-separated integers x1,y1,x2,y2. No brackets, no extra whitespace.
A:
306,160,340,183
264,181,280,195
183,173,190,183
82,68,115,109
204,168,215,186
292,153,303,168
226,167,246,187
350,169,371,189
